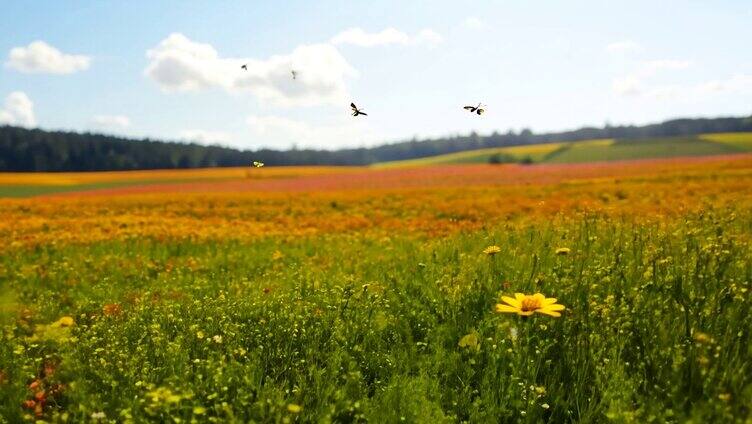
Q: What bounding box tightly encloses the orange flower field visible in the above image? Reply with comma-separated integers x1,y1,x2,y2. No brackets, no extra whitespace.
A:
2,154,752,250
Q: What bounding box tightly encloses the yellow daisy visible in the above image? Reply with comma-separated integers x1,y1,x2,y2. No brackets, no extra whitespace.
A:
483,245,502,256
495,293,565,317
53,316,75,327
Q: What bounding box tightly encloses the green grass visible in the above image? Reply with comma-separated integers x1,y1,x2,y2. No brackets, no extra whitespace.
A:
374,143,564,168
700,132,752,150
375,133,752,167
1,211,750,422
544,136,744,164
0,179,227,198
0,184,114,198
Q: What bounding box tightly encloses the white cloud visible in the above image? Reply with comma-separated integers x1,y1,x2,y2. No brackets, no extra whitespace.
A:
179,129,232,145
233,44,356,107
144,34,228,91
330,27,443,47
247,114,377,149
615,73,752,100
91,115,131,131
606,40,642,55
144,33,356,107
6,41,90,74
0,91,36,127
613,59,691,97
461,17,487,30
696,74,752,94
612,76,642,96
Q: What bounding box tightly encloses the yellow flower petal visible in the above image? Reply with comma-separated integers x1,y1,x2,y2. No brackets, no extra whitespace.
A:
542,304,565,312
514,293,526,302
518,310,535,316
542,298,558,305
495,304,519,314
501,296,521,308
536,309,561,317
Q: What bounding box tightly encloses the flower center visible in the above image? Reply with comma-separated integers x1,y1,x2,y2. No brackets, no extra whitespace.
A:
521,297,542,312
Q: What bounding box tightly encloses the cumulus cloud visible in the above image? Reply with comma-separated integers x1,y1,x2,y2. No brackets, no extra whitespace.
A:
461,17,487,30
0,91,36,127
179,129,232,145
6,41,90,74
233,44,356,107
247,114,376,149
330,27,443,47
144,33,356,107
606,40,642,55
144,34,228,91
91,115,131,131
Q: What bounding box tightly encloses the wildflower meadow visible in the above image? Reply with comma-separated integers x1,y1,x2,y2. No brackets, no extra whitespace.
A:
1,158,751,422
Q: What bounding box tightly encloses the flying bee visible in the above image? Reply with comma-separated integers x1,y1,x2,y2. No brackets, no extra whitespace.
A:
241,64,248,70
291,70,298,80
464,103,486,115
252,161,264,168
351,102,368,117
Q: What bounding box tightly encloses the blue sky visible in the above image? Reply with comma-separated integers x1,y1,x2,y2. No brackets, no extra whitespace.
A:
1,0,751,150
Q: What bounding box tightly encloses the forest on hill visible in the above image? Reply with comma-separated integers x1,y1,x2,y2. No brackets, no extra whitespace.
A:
1,115,751,171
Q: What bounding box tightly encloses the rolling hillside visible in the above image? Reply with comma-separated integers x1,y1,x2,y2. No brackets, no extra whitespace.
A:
375,133,752,167
373,143,565,168
3,115,752,171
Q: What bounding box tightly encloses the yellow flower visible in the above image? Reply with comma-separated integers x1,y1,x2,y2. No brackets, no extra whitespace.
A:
555,247,571,256
53,316,75,327
458,331,480,351
483,245,502,256
693,332,712,344
495,293,565,317
287,403,302,413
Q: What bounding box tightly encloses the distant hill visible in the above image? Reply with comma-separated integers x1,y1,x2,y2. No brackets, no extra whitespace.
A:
377,133,752,167
1,115,751,171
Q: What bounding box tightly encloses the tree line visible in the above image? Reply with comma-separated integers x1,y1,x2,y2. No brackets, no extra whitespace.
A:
1,114,751,171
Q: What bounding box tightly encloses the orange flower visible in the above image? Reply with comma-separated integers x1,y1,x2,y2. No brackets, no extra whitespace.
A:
103,303,122,317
